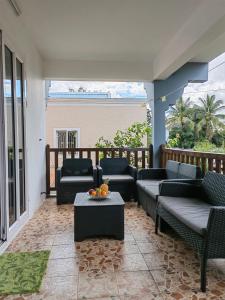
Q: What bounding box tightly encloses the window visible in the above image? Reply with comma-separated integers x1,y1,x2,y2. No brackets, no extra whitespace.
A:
55,129,80,148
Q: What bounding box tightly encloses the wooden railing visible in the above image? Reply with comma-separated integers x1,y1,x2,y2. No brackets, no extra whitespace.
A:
160,145,225,175
46,144,153,195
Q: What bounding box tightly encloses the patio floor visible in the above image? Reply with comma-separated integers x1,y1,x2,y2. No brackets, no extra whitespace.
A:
3,199,225,300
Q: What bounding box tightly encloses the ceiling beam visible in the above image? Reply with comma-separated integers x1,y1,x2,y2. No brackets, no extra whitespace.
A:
153,0,225,80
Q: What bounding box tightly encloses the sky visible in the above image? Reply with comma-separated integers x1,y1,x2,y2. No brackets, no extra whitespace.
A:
49,52,225,101
49,81,147,99
183,52,225,103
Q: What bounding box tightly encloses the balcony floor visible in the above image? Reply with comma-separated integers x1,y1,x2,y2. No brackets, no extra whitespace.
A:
4,199,225,299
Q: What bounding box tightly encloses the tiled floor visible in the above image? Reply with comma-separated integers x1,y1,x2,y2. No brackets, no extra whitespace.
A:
3,199,225,299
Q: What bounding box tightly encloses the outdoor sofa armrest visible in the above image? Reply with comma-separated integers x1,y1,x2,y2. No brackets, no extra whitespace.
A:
206,207,225,244
137,168,167,180
128,165,137,180
56,167,62,187
159,182,202,198
162,179,203,185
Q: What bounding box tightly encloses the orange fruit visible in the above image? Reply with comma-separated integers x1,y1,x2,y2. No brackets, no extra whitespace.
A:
91,190,97,196
101,190,107,197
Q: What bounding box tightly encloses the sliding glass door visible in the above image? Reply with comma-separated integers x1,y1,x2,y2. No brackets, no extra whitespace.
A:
4,46,17,227
16,59,26,215
0,31,27,244
0,30,6,242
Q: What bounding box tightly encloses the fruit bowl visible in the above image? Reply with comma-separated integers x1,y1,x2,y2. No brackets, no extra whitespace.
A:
87,180,110,200
87,191,111,200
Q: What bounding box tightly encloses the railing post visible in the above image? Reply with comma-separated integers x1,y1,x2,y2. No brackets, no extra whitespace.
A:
149,144,153,168
46,144,50,196
159,144,164,168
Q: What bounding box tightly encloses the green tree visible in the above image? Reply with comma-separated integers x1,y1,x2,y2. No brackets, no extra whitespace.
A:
166,97,193,130
95,122,151,148
194,94,225,142
166,97,194,148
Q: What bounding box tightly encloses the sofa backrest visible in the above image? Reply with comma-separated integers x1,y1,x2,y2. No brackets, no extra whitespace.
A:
166,160,180,179
202,171,225,206
100,158,129,175
178,163,202,179
62,158,93,176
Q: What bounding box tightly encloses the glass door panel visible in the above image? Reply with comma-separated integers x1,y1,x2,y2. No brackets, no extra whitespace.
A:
0,30,6,241
16,59,26,215
4,46,17,227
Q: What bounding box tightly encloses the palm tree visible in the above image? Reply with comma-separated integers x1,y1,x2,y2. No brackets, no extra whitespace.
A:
194,94,225,142
166,97,193,130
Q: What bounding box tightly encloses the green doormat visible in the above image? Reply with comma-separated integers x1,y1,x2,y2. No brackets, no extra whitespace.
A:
0,250,50,295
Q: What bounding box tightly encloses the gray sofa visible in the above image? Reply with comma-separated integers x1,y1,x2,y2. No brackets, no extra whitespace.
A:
136,160,201,220
156,171,225,292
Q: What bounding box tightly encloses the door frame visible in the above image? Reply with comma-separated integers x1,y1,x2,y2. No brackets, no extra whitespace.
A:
0,30,29,247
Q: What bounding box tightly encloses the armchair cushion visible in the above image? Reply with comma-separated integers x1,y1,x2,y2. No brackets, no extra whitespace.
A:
60,176,94,184
158,196,211,235
100,158,129,175
62,158,93,176
102,174,134,182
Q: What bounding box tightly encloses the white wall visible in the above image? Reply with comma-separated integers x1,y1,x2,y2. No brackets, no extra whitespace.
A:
0,1,45,238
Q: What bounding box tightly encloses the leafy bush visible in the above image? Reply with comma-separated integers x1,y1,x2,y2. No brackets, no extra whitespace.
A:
95,122,151,148
193,140,225,153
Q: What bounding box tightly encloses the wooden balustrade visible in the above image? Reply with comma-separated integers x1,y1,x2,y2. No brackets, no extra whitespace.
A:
46,144,153,195
160,145,225,175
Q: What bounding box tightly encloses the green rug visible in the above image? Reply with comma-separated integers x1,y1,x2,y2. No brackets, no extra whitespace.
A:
0,250,50,295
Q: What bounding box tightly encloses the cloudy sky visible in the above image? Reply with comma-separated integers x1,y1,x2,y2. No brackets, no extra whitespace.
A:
49,52,225,101
49,81,147,98
183,52,225,103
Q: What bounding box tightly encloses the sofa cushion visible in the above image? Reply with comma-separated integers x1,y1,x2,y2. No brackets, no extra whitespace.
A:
166,160,180,179
136,180,161,189
178,163,201,179
144,185,159,200
158,196,211,235
60,176,94,183
202,171,225,206
103,174,134,182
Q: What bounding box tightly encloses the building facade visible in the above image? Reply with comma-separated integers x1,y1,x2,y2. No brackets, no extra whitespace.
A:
46,96,148,148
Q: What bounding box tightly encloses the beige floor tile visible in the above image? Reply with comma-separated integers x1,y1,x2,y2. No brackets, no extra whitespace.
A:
78,272,118,299
46,258,79,277
49,244,77,259
116,271,161,299
40,275,78,299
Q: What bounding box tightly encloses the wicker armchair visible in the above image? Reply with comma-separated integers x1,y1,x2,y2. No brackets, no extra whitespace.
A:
155,171,225,292
97,158,137,201
56,158,98,204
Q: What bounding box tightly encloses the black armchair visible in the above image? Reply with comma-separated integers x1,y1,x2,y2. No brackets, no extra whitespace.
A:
56,158,98,204
97,158,137,201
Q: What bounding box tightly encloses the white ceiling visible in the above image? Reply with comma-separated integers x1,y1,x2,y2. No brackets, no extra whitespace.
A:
17,0,202,62
6,0,225,80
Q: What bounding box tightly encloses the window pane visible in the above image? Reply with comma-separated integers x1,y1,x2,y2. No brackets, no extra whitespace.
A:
57,131,66,148
4,46,16,227
68,131,77,148
16,59,26,215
